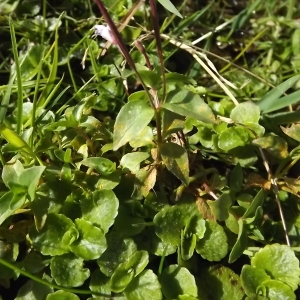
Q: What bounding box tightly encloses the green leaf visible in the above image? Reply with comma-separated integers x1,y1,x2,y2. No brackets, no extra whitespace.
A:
160,142,189,186
89,269,111,296
157,0,182,18
69,219,107,260
46,291,80,300
162,89,216,124
50,253,90,287
120,152,150,173
19,166,45,201
2,159,24,188
197,265,244,300
0,192,17,225
110,250,149,292
160,265,198,299
181,232,196,261
113,205,145,238
230,101,260,124
80,157,116,175
0,124,37,160
15,279,53,300
251,244,300,291
281,124,300,142
132,166,157,199
229,219,248,263
29,213,74,256
138,70,161,89
258,75,300,113
218,127,248,151
292,29,300,56
195,220,228,262
154,201,203,246
207,192,232,221
165,72,196,85
229,163,243,192
252,135,288,160
113,100,154,150
242,189,264,219
260,280,296,300
124,269,162,300
110,265,134,293
241,265,271,296
81,189,119,234
97,233,137,277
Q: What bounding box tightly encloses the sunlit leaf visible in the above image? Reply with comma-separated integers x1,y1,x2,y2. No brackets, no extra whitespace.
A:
113,100,154,150
50,253,90,287
160,265,198,299
195,220,228,261
161,142,189,186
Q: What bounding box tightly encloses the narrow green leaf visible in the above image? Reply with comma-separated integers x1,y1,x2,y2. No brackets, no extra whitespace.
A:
229,219,247,263
242,189,264,219
160,142,189,186
157,0,182,18
113,100,154,150
0,124,37,160
229,163,243,192
258,75,300,113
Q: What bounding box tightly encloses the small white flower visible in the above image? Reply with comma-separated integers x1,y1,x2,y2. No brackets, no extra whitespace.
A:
94,25,116,44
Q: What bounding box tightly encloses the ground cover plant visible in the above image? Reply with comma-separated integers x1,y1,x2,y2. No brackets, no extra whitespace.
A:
0,0,300,299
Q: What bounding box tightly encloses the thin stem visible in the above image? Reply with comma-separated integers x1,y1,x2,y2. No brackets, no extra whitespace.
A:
149,0,166,102
9,17,23,134
258,148,290,246
0,258,117,297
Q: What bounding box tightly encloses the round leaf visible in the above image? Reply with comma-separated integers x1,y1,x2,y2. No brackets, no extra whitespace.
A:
241,265,271,296
124,269,162,300
260,280,296,300
97,233,137,277
230,101,260,124
195,220,228,261
15,280,53,300
251,244,300,291
46,291,80,300
81,189,118,234
218,127,248,151
154,202,202,246
69,219,107,260
29,213,74,256
50,253,90,287
197,265,244,300
160,265,198,299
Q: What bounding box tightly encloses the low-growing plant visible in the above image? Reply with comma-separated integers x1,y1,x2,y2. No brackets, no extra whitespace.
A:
0,0,300,299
